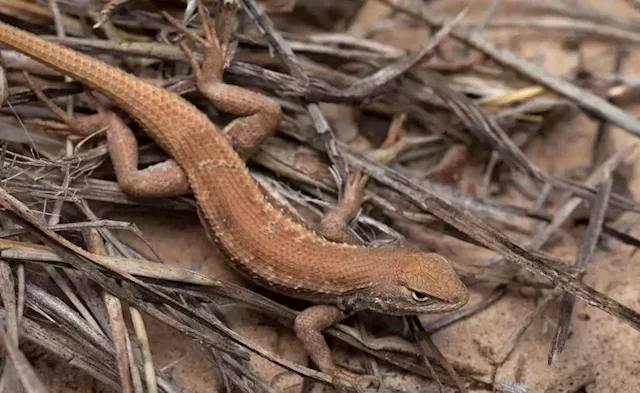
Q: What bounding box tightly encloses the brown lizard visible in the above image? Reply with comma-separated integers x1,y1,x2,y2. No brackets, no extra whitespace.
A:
0,2,468,390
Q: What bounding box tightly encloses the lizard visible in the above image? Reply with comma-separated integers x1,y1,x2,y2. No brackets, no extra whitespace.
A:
0,1,468,390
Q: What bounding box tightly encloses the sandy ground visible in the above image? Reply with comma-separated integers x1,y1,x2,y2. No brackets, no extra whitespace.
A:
26,0,640,392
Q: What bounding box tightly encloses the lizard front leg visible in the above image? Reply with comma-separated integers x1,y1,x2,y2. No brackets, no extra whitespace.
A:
320,117,405,244
295,123,405,391
24,74,190,198
294,305,379,393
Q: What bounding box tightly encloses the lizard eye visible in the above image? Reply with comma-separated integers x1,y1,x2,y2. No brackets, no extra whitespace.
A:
411,291,432,302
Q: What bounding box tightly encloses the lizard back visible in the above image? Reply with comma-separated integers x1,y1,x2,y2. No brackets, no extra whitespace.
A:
0,21,409,301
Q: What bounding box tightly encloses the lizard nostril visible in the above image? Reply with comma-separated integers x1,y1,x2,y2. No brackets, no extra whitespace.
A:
455,291,469,304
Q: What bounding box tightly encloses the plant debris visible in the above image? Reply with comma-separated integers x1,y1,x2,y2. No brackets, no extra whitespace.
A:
0,0,638,392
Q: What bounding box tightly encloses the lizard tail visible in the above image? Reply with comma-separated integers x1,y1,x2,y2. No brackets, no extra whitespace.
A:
0,21,160,115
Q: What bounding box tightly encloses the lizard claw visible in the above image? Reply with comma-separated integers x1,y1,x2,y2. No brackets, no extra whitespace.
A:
328,368,380,393
343,171,369,201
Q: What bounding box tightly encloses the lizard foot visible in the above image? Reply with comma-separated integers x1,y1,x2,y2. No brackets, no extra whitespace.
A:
328,367,380,393
342,170,369,204
163,0,239,86
23,72,108,137
319,169,370,244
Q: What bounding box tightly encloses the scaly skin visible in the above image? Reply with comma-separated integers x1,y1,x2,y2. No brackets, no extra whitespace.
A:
0,11,468,391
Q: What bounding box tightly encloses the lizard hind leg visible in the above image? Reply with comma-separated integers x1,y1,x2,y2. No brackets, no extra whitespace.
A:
163,0,282,158
23,72,108,137
24,73,190,198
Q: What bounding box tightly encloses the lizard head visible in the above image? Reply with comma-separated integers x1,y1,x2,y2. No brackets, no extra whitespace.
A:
354,251,468,315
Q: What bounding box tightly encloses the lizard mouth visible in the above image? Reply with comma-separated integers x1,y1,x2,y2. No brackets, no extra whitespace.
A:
428,297,469,312
410,297,468,314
